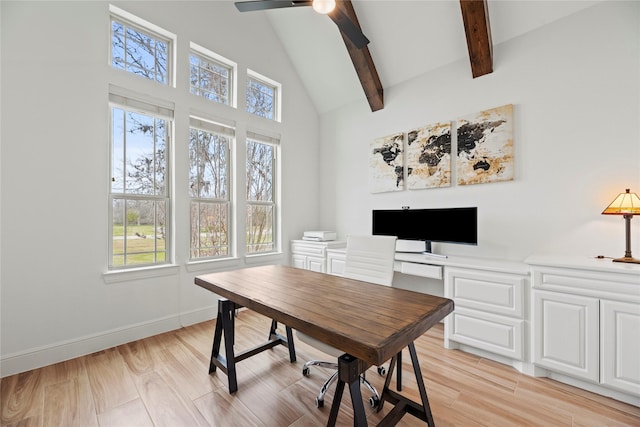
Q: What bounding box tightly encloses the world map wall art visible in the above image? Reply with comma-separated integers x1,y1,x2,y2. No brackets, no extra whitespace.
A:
369,104,514,193
457,104,514,185
406,122,452,190
369,132,405,193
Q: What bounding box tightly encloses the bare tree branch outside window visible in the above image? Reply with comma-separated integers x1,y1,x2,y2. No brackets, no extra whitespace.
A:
246,78,275,120
189,128,230,259
111,107,169,267
246,140,275,253
111,20,168,84
190,54,230,105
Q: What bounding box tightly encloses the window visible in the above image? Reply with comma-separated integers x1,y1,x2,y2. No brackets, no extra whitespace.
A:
109,93,173,268
189,118,234,259
110,6,173,85
190,44,235,106
246,133,279,254
106,7,284,273
246,71,281,121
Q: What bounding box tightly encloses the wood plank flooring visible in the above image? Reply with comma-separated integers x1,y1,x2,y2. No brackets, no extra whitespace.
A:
2,309,639,426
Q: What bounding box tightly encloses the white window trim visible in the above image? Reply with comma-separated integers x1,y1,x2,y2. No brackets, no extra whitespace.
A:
108,90,174,271
103,264,180,284
188,115,236,261
109,4,177,88
190,42,238,108
247,69,282,122
104,7,288,279
109,85,175,119
245,132,281,255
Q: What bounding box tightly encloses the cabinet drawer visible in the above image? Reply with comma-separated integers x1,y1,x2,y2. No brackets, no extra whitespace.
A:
446,268,525,318
448,307,523,360
400,262,442,279
532,267,640,303
291,242,325,257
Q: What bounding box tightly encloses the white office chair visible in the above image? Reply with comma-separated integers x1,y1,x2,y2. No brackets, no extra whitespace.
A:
296,234,397,408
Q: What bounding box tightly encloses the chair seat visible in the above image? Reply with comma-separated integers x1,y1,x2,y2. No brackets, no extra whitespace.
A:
296,332,344,358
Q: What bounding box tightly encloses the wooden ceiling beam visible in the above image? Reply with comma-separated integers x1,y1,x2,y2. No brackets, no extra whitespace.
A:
460,0,493,78
331,1,384,112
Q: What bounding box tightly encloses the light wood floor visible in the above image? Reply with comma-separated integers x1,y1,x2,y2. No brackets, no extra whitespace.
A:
2,309,639,427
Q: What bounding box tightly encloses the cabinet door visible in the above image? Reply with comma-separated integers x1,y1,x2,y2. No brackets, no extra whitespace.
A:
291,254,306,270
327,254,345,276
307,256,325,273
601,300,640,396
533,290,599,382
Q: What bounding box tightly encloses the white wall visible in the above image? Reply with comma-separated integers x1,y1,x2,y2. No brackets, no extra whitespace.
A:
2,0,638,378
0,1,320,376
319,1,640,262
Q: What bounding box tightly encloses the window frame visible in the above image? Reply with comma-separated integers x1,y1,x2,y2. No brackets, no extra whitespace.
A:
188,116,235,261
245,132,280,255
109,5,176,87
104,7,286,279
246,70,281,122
189,43,237,108
108,91,174,270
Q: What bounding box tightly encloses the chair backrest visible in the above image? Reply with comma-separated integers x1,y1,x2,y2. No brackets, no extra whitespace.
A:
343,234,397,286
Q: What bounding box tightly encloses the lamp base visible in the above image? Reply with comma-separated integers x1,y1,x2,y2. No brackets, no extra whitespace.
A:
612,256,640,264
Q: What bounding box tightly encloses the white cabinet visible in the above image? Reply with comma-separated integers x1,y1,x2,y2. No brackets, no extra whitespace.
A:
326,248,346,276
528,255,640,402
601,299,640,396
445,267,528,361
290,240,345,273
533,290,599,382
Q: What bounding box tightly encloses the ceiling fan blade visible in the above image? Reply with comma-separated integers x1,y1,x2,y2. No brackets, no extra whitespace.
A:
328,7,369,49
235,0,311,13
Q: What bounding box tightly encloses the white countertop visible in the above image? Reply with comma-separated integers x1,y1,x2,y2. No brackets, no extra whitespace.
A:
327,248,640,278
395,252,530,275
328,247,530,275
525,254,640,276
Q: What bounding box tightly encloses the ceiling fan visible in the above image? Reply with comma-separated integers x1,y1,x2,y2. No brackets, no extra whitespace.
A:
234,0,370,49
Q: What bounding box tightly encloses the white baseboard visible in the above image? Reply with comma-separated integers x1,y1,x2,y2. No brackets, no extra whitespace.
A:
180,305,217,327
1,306,217,378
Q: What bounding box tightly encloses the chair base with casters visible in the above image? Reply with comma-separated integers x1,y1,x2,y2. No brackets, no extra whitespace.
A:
297,330,385,408
302,359,381,408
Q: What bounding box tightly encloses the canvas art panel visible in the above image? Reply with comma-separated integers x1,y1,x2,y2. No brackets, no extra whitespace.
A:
369,132,405,193
457,104,514,185
406,122,452,189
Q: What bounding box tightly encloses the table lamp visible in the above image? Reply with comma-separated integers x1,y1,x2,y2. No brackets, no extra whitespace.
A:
602,188,640,264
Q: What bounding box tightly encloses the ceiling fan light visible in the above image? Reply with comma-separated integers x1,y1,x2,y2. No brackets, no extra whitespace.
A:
312,0,335,14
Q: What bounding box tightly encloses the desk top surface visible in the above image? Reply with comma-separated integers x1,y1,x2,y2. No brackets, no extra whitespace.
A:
195,265,454,366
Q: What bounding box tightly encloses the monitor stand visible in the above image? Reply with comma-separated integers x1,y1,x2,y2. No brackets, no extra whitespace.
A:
396,239,427,253
422,241,448,259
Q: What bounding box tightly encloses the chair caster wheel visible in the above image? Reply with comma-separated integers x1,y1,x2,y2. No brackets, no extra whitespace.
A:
377,366,386,376
302,367,310,376
315,397,324,408
369,396,380,408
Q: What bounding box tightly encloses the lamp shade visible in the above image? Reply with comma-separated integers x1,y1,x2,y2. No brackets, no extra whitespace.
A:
602,189,640,215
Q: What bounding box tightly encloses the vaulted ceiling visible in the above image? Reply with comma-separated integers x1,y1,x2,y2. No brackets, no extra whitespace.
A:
259,0,601,114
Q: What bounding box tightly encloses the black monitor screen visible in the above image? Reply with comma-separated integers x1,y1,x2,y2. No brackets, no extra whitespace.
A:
372,207,477,245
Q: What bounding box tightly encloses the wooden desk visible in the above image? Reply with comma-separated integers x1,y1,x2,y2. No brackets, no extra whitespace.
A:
195,265,454,426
